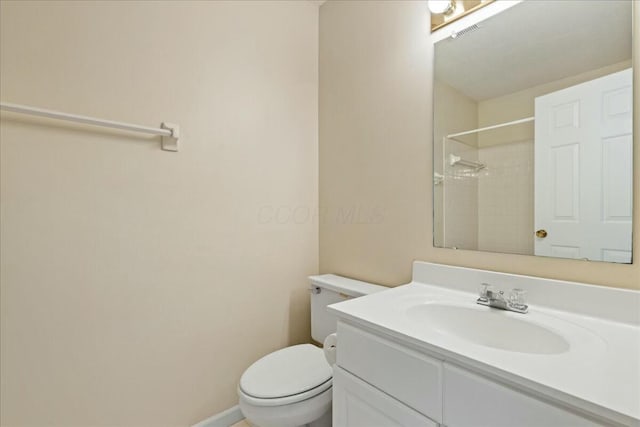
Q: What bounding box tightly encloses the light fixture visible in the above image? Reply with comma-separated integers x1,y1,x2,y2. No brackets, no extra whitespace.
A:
428,0,456,16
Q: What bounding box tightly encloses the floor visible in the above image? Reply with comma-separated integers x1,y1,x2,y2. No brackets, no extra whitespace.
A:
230,420,250,427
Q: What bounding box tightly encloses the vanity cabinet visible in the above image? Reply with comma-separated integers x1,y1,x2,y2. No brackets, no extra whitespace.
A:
334,320,608,427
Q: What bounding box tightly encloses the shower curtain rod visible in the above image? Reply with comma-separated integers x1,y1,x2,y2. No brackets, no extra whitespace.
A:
0,102,180,152
446,116,534,139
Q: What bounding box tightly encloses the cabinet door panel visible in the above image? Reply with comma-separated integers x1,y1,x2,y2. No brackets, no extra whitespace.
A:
443,363,604,427
333,366,438,427
337,322,443,422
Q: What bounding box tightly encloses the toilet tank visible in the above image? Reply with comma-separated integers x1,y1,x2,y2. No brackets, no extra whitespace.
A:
309,274,388,343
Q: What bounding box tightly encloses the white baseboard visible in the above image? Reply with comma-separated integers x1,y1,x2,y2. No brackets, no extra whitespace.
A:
191,405,244,427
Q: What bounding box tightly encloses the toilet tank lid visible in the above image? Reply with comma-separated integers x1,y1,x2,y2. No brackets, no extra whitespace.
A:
309,274,388,297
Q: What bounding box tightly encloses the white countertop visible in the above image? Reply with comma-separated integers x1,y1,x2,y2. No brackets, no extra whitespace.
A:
328,263,640,426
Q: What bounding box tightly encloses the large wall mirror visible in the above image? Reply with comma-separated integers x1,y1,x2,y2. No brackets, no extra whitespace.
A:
433,0,634,263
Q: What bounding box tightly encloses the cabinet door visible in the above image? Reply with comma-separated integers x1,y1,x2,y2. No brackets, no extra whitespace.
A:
443,363,605,427
337,322,443,422
333,366,438,427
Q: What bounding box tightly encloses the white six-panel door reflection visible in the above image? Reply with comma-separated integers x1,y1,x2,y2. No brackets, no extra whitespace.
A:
534,68,633,263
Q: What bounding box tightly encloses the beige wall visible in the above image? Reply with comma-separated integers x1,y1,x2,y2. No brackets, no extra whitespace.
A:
319,0,432,286
0,1,318,426
319,0,640,289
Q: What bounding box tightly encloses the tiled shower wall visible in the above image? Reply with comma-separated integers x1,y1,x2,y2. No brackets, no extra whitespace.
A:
477,140,534,255
443,139,479,250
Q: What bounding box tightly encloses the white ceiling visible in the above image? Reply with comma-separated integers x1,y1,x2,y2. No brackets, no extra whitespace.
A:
435,0,632,101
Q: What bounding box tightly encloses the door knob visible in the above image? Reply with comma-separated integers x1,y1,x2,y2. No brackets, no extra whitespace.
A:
536,229,548,238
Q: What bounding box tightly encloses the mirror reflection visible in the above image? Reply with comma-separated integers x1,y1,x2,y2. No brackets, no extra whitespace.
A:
433,0,633,263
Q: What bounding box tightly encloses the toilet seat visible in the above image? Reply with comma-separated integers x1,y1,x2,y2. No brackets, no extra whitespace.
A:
239,344,333,407
239,378,332,407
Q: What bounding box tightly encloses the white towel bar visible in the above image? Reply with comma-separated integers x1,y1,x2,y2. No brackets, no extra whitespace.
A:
0,102,179,152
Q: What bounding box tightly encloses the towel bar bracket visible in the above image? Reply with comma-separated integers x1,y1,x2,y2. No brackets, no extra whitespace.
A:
161,123,179,152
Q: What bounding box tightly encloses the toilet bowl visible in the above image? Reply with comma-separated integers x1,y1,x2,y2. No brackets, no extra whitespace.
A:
237,275,388,427
238,344,333,427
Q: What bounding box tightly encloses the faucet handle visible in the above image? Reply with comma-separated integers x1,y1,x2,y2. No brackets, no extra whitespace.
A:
509,288,527,309
478,283,492,299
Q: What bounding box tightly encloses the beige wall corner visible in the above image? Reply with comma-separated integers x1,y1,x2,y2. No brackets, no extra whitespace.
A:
0,1,318,425
319,0,640,289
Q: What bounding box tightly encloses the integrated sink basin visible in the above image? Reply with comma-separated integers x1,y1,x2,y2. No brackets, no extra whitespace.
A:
406,303,570,354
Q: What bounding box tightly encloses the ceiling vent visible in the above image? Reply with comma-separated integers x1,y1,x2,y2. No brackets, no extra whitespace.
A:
451,24,480,39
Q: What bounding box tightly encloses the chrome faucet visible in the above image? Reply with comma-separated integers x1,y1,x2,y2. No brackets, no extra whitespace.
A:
477,283,528,314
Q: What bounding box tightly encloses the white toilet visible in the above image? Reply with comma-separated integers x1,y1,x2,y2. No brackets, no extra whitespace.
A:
238,274,387,427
